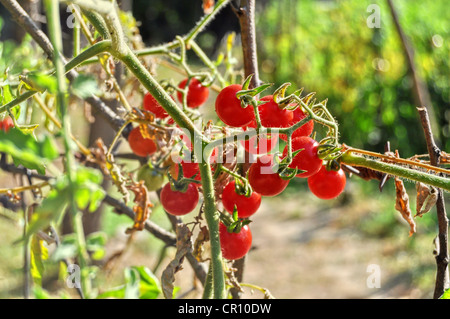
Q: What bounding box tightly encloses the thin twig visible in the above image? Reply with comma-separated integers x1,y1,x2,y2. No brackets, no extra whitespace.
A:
417,107,448,299
229,0,260,299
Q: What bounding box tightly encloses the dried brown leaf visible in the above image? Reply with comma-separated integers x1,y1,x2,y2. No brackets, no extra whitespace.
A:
161,224,193,299
193,225,209,262
125,181,153,234
394,177,416,236
415,182,438,217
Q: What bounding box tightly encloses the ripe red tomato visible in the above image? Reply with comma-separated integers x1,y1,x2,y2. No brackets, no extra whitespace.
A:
282,136,322,178
308,166,346,200
128,126,158,157
160,182,199,216
258,95,294,128
177,78,209,108
241,120,279,155
0,117,14,132
219,222,252,260
221,181,261,218
247,155,289,196
280,107,314,141
143,92,168,119
215,84,255,127
172,160,202,186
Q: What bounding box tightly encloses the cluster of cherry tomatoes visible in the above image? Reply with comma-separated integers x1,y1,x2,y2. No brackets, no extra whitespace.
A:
128,80,347,262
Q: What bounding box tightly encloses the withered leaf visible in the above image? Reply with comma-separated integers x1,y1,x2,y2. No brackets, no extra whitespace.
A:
415,182,438,218
161,224,193,299
193,225,209,262
125,181,153,234
394,177,416,237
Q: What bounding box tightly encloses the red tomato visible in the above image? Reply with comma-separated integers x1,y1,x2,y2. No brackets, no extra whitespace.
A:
282,136,322,178
247,155,289,196
221,181,261,218
128,126,158,157
160,182,199,216
308,166,346,200
258,95,294,128
143,92,168,119
177,78,209,108
0,117,14,132
241,120,279,155
215,84,254,127
219,222,252,260
280,107,314,141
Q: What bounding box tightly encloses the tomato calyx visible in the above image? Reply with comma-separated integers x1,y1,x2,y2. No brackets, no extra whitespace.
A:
168,162,201,193
219,205,252,235
276,149,307,180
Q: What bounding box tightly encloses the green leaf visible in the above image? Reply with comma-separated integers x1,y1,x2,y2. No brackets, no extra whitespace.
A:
86,232,107,261
71,74,100,99
51,234,79,261
33,286,51,299
96,266,161,299
25,186,70,239
440,288,450,299
124,267,140,299
30,234,48,286
0,127,59,174
27,72,58,94
132,266,161,299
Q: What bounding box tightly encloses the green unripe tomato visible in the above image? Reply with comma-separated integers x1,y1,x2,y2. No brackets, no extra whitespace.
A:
137,165,166,192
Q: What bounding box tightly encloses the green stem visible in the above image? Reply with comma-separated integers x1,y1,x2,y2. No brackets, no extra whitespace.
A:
119,46,204,140
340,152,450,192
197,146,226,299
44,0,90,297
63,40,112,73
0,90,36,115
202,262,214,299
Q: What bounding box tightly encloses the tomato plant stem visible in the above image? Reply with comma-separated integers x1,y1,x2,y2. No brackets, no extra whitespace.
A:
198,156,226,299
44,0,90,298
340,151,450,192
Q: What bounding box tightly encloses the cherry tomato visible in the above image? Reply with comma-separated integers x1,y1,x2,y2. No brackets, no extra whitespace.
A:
137,165,166,192
128,126,158,157
177,78,209,108
282,136,322,178
215,84,254,127
219,222,252,260
0,117,14,132
258,95,294,128
160,182,199,216
143,92,168,119
308,166,346,200
221,181,261,218
241,120,279,155
247,155,289,196
172,160,202,186
280,107,314,141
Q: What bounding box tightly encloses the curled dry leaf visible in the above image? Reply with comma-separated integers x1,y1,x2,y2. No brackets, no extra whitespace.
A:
394,177,416,237
193,225,210,262
161,223,193,299
125,180,153,234
85,138,130,202
415,182,438,217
